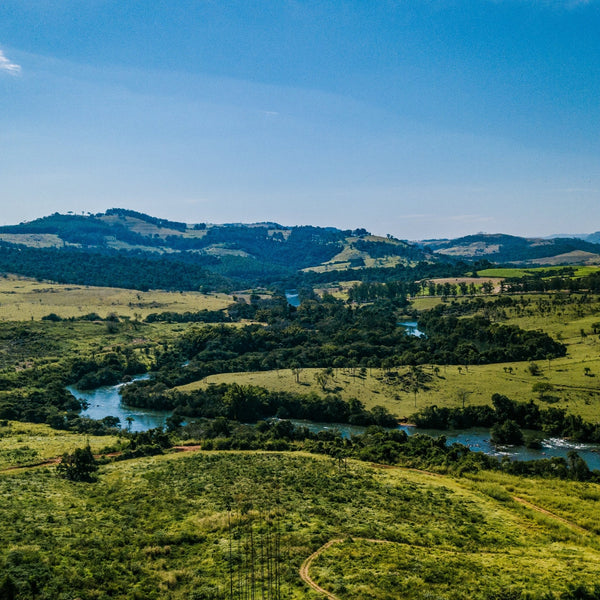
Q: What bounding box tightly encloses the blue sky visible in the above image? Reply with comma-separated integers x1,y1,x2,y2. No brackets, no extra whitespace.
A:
1,1,599,239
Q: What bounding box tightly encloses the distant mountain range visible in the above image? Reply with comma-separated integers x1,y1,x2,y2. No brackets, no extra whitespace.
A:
417,233,600,265
0,210,598,290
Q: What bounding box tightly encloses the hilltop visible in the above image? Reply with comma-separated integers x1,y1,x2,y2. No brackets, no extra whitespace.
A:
0,209,435,290
0,211,599,291
420,233,600,265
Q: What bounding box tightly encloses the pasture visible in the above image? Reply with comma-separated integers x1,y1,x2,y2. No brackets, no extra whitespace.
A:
0,275,232,321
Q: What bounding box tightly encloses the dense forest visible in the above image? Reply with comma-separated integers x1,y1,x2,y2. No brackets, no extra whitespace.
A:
0,211,430,288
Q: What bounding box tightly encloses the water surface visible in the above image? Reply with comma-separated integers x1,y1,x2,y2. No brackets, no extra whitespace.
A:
68,375,169,433
69,380,600,469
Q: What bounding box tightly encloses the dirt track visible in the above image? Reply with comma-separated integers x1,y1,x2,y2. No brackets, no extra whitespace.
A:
299,538,393,599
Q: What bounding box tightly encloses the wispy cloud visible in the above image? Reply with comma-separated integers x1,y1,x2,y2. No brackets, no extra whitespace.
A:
0,49,21,75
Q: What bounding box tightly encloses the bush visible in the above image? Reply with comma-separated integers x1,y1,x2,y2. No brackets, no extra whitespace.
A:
56,446,98,482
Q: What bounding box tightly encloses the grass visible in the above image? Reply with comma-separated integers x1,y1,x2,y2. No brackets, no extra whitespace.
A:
0,233,66,248
0,317,198,377
311,539,600,599
477,266,600,278
177,351,600,423
2,437,600,599
0,274,232,321
178,293,600,422
0,421,120,470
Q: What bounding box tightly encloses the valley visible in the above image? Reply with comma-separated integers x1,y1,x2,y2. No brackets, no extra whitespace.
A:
2,211,600,599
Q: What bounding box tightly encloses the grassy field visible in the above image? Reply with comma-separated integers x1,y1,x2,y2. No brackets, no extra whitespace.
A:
0,316,197,376
179,294,600,422
0,275,232,321
477,266,600,278
0,421,120,470
2,432,600,599
176,356,600,423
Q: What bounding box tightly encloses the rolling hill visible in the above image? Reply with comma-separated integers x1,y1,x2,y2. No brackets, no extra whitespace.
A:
1,211,600,291
420,233,600,265
0,210,435,289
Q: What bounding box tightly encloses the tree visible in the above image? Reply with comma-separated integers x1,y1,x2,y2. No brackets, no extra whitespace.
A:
56,446,99,482
291,365,303,384
314,369,332,392
532,381,556,402
456,389,472,409
527,362,541,376
481,281,494,294
491,420,524,446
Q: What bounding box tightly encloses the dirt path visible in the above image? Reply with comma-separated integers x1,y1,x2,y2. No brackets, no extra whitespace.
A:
299,538,392,599
299,539,342,600
512,496,591,535
0,457,61,472
0,444,203,473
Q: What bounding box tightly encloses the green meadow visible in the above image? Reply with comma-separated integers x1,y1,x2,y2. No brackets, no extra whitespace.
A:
0,275,231,321
2,435,600,599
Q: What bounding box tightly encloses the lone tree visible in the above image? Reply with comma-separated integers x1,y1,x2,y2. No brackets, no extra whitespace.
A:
57,446,98,482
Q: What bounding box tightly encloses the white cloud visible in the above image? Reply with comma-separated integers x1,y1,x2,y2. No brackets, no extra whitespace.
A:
0,49,21,75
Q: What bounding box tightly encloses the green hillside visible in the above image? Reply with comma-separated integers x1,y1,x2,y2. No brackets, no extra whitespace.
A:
0,210,434,289
2,428,600,600
421,233,600,264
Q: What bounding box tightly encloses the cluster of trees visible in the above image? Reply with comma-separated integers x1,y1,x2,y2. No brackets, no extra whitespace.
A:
144,310,230,324
121,382,397,427
172,418,598,483
418,308,565,364
0,384,83,426
295,260,470,287
503,270,600,294
0,243,228,291
68,349,147,390
412,393,600,444
347,280,415,304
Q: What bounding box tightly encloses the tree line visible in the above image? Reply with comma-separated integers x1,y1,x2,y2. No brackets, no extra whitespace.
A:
412,393,600,444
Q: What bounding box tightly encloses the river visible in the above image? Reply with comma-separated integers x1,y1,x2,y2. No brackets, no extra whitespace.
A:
285,290,301,307
67,381,600,469
398,321,424,337
67,375,170,433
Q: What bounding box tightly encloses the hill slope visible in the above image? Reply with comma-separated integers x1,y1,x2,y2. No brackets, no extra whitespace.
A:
420,233,600,264
2,431,600,599
0,210,434,288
